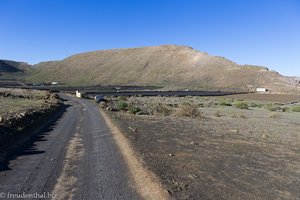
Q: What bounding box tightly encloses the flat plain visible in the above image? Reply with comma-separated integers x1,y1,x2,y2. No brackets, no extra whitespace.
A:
104,94,300,199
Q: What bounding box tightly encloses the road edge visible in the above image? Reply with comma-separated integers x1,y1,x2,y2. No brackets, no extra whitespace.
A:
99,109,171,200
0,102,67,169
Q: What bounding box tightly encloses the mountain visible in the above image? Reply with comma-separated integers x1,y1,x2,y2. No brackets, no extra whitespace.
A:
0,59,31,73
28,45,300,93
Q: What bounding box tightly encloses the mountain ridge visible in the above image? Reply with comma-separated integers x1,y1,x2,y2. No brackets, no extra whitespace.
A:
0,59,31,73
18,45,300,93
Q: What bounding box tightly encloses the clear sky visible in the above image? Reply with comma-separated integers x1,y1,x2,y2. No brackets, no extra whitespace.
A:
0,0,299,76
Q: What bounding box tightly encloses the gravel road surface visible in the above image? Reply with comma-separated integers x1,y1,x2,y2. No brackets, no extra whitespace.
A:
0,94,140,200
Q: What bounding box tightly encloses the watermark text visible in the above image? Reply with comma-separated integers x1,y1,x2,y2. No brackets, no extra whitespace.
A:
0,192,57,199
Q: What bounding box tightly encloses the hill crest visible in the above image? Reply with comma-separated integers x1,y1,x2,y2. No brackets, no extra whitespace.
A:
28,45,300,93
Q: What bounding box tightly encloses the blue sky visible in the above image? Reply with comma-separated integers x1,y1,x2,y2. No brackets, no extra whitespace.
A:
0,0,300,76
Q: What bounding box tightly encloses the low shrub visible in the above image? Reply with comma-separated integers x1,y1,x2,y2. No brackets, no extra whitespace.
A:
116,101,128,111
264,104,287,112
264,104,275,111
292,106,300,112
234,101,248,109
128,104,141,114
176,103,201,118
218,100,232,106
249,102,258,107
149,102,172,116
256,104,265,108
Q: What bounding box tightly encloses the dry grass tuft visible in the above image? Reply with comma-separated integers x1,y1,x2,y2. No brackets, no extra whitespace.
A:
175,102,201,118
149,102,172,116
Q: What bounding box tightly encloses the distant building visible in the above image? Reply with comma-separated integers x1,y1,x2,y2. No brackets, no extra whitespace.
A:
51,82,58,85
76,91,82,98
256,88,268,93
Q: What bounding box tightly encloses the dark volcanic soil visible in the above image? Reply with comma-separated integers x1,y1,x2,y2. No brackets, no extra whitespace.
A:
107,110,300,200
223,93,300,103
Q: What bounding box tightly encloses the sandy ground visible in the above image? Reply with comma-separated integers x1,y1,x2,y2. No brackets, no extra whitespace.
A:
105,95,300,199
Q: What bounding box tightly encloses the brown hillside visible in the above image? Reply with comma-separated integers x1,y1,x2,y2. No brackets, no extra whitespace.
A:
29,45,300,93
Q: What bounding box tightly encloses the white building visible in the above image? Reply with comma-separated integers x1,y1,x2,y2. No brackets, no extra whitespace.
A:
76,91,82,98
256,88,268,93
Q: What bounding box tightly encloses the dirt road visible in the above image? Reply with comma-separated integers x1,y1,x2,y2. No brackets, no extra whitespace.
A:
0,94,141,199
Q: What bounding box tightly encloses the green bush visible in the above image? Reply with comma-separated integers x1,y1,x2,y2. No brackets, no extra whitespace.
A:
292,106,300,112
264,104,287,112
234,101,248,109
218,100,232,106
116,101,128,111
264,104,276,111
128,105,141,114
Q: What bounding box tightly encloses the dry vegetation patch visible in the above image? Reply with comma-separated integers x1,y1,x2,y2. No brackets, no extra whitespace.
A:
174,102,201,118
100,94,300,199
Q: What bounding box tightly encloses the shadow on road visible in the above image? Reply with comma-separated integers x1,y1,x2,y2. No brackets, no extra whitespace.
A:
0,104,69,171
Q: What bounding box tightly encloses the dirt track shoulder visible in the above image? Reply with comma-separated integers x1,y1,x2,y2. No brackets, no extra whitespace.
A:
100,109,170,200
104,107,300,199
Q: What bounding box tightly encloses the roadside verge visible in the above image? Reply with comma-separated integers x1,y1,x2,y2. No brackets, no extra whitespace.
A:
100,109,170,200
0,102,65,147
0,102,67,171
